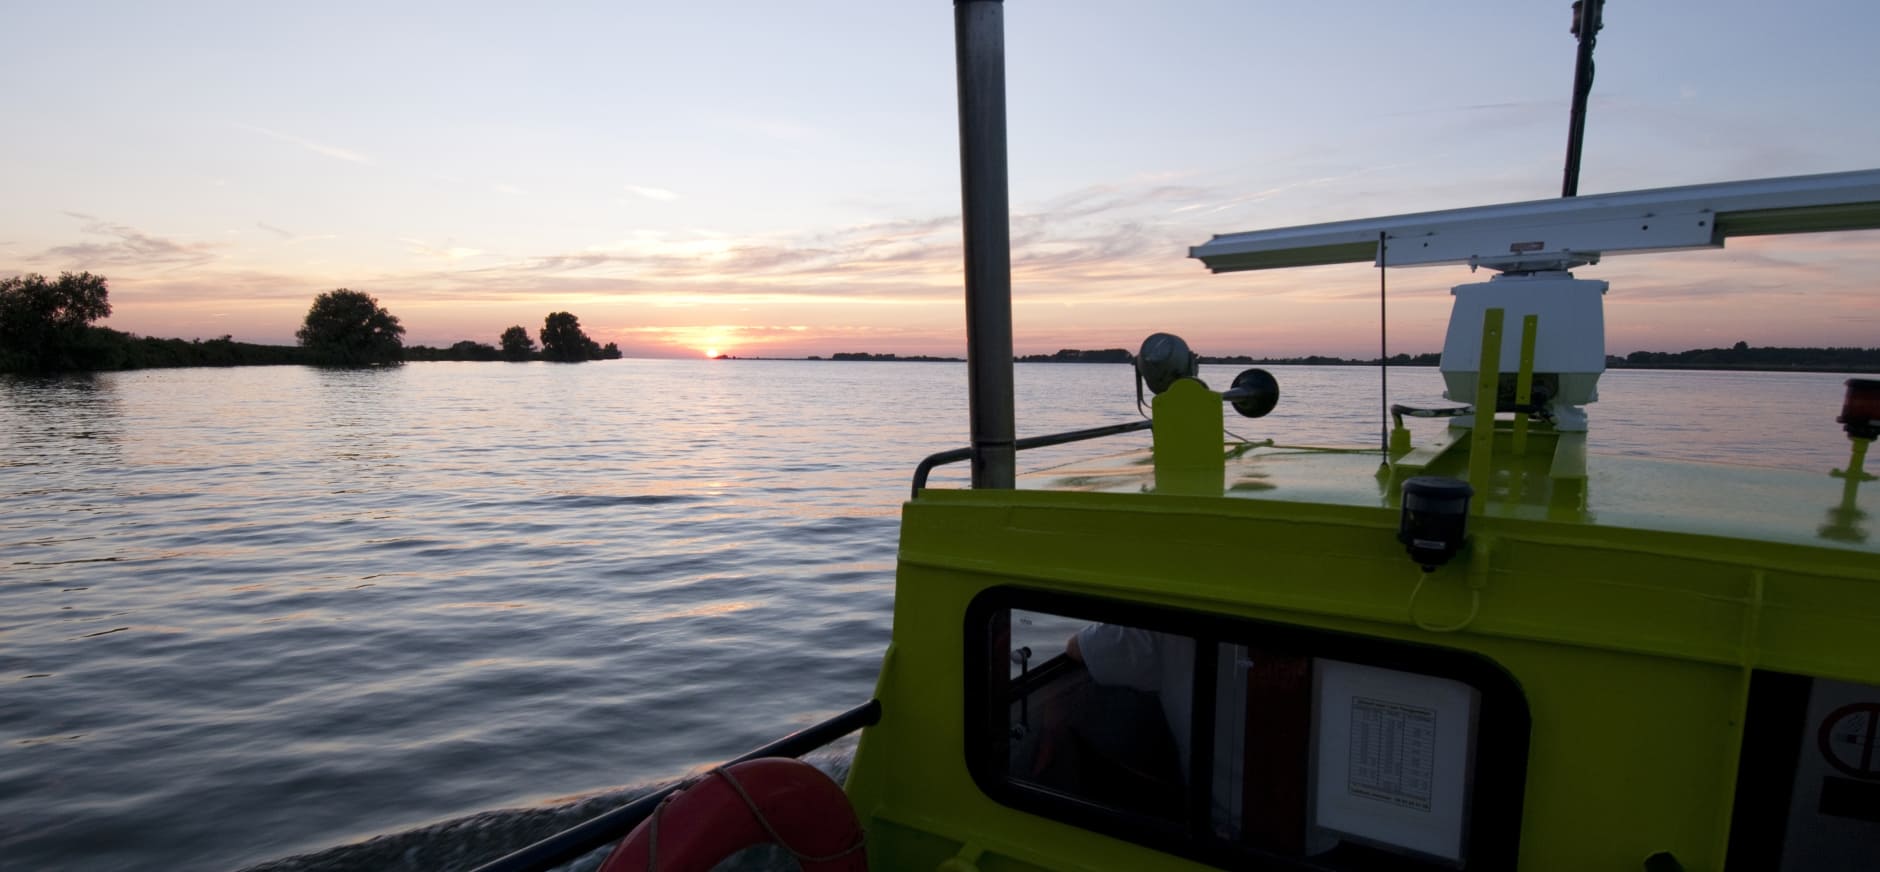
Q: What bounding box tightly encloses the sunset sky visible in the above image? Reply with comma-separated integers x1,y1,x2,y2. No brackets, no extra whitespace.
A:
3,0,1876,359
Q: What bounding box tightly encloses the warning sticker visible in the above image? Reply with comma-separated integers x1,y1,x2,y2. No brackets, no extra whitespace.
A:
1348,697,1437,812
1819,702,1880,780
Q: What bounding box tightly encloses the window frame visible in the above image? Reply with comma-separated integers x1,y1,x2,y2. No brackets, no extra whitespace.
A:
963,585,1531,871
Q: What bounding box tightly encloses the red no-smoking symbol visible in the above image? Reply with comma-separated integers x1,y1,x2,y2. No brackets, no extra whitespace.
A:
1819,702,1880,780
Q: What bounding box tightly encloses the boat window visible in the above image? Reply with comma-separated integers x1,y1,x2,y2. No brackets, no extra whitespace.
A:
967,587,1529,871
1000,610,1194,824
1729,671,1880,870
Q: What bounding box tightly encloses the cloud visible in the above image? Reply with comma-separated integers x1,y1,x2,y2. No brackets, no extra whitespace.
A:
30,173,1287,322
1172,173,1349,216
102,267,334,304
398,237,485,260
255,221,337,245
342,177,1216,309
73,158,1880,359
40,218,220,269
624,184,679,202
235,123,374,165
491,184,526,196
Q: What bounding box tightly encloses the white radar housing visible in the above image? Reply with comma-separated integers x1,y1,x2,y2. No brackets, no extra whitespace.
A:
1440,273,1606,432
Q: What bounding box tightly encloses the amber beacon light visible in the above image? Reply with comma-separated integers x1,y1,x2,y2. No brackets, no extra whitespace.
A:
1840,379,1880,441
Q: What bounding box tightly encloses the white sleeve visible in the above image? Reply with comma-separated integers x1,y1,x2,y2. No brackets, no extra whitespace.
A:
1075,624,1167,693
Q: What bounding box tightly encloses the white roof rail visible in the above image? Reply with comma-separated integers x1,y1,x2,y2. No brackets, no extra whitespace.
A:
1191,168,1880,273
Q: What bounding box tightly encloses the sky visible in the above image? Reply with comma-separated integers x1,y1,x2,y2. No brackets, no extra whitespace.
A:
2,0,1876,359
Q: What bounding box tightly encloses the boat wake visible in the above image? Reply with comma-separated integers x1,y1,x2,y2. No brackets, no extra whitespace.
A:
239,744,855,872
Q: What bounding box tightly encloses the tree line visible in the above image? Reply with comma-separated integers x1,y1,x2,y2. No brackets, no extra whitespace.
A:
1010,346,1880,373
1607,341,1880,372
0,273,621,373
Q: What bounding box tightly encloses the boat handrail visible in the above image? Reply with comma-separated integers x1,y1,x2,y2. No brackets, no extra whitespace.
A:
467,699,882,872
910,420,1154,499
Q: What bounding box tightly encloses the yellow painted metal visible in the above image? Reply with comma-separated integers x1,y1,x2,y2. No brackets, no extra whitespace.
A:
1824,438,1875,543
1151,377,1224,496
1389,422,1413,456
1512,314,1538,457
847,355,1880,871
1468,308,1505,512
1834,437,1875,482
1389,428,1467,482
852,482,1880,870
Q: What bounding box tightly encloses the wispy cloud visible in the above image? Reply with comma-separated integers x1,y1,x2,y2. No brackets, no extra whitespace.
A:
398,237,485,260
40,217,219,269
624,184,678,202
235,123,374,165
255,221,337,245
491,183,526,196
345,177,1218,308
68,164,1880,358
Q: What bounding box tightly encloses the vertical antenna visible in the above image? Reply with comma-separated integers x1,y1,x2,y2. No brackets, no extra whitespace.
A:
1379,231,1390,455
1561,0,1604,197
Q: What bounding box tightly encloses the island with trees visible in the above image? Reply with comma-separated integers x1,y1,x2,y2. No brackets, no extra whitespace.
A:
0,272,622,373
826,352,964,362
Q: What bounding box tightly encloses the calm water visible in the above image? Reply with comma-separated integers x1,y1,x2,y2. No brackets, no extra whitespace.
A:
0,361,1862,870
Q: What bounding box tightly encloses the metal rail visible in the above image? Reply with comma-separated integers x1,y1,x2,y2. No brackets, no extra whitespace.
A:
467,699,882,872
911,420,1153,498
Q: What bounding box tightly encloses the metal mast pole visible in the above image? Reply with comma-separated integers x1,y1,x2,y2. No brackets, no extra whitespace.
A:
954,0,1016,488
1561,0,1604,197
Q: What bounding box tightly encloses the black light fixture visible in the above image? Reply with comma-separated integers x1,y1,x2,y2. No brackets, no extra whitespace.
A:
1135,332,1200,416
1134,334,1284,422
1135,332,1198,395
1399,477,1474,571
1839,379,1880,441
1224,368,1280,419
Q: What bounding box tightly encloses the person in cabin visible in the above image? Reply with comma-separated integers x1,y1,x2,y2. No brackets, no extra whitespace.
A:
1067,624,1249,839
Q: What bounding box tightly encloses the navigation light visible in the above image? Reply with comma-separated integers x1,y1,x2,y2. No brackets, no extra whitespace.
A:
1840,379,1880,441
1399,477,1474,571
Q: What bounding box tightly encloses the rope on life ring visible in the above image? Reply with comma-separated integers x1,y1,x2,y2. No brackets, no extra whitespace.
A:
596,757,868,872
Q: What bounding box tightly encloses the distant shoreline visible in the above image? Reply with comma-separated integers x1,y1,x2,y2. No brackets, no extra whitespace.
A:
710,349,1879,374
9,343,1876,375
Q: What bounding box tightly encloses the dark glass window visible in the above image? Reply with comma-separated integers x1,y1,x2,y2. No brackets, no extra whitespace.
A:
1729,671,1880,871
967,588,1529,870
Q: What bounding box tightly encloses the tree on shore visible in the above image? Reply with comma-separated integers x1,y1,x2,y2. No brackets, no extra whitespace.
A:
448,340,500,361
539,311,602,362
296,289,404,366
0,272,113,372
499,325,536,361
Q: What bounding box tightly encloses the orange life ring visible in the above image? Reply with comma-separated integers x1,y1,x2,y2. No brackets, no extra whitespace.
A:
596,757,867,872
